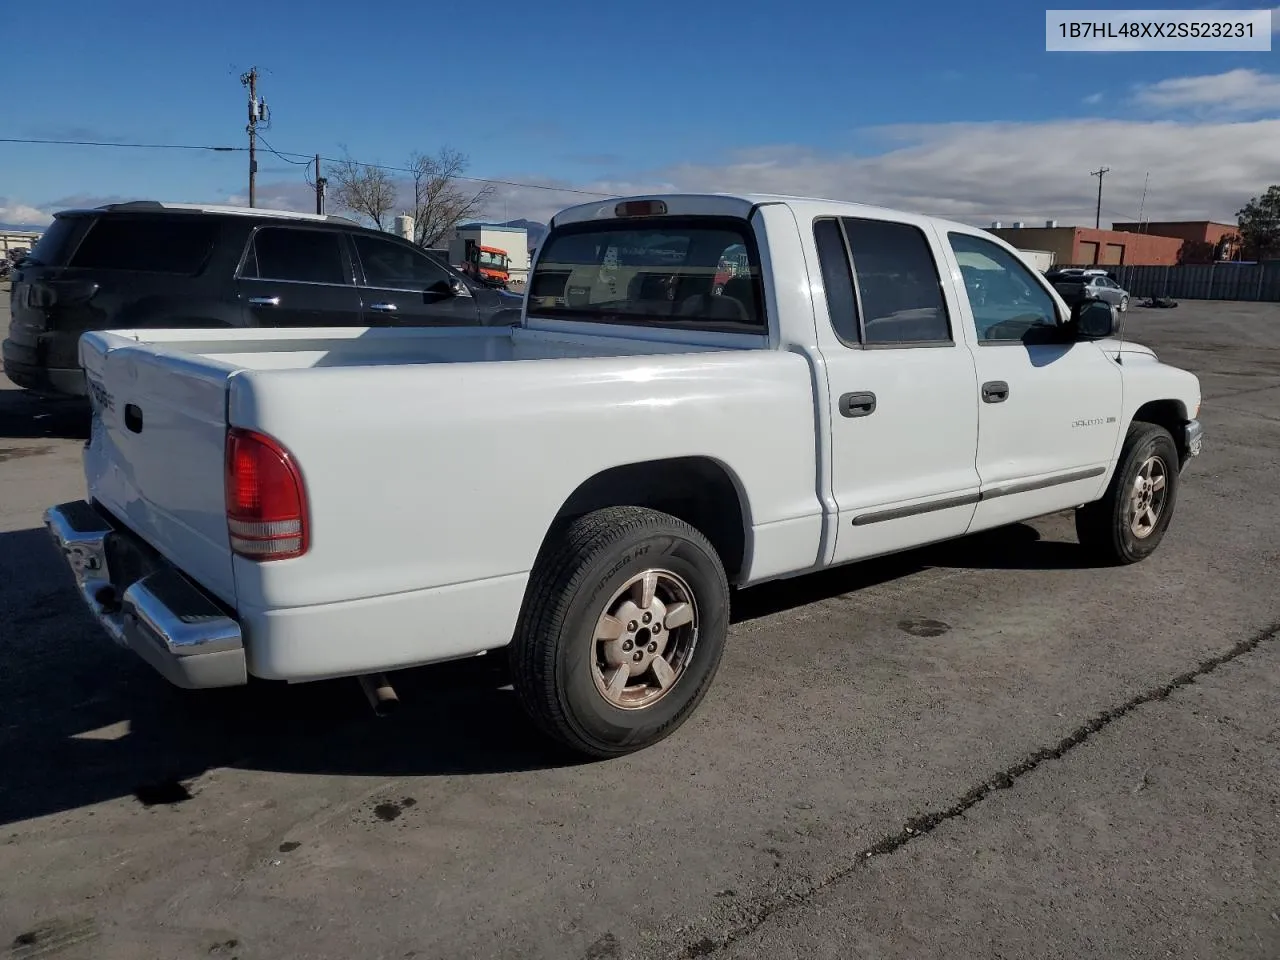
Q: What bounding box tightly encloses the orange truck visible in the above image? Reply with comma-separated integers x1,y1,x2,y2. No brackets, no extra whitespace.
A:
460,239,510,288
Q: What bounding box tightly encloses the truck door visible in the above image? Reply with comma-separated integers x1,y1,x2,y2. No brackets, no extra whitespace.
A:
813,215,983,564
938,230,1123,533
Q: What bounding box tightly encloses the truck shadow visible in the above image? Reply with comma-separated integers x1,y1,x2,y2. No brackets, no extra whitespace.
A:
733,522,1095,622
0,385,90,441
0,520,1094,826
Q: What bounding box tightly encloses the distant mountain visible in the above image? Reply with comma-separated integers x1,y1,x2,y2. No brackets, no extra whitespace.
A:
498,219,548,246
459,218,549,250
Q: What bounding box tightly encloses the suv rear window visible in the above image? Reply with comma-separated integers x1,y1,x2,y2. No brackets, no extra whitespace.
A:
69,215,217,274
528,217,765,333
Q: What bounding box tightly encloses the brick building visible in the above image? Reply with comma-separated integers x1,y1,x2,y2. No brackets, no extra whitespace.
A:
987,224,1183,267
1110,221,1239,263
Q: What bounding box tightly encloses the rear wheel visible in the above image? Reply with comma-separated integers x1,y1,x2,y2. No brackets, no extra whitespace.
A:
1076,422,1180,564
510,506,730,758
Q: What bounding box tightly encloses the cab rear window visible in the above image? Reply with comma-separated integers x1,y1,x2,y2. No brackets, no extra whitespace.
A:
528,217,765,333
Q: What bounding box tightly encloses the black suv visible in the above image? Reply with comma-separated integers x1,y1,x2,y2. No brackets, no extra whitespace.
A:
4,201,524,397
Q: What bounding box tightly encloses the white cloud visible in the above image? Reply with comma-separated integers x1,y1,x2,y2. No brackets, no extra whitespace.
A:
1132,69,1280,114
488,118,1278,228
1082,92,1104,105
0,199,53,227
7,115,1274,237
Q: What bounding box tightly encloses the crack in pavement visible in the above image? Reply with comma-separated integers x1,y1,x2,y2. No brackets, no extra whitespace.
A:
666,620,1280,960
1205,381,1280,402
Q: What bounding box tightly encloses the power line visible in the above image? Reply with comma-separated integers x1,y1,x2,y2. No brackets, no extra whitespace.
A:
0,135,615,197
257,134,311,166
0,136,240,152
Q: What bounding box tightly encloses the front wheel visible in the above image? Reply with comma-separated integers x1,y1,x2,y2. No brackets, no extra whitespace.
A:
510,506,730,758
1076,422,1180,564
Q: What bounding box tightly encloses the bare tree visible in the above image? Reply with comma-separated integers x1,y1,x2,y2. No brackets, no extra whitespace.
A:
406,147,494,248
329,147,398,231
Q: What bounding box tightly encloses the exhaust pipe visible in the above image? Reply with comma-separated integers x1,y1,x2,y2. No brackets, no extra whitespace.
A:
358,673,399,717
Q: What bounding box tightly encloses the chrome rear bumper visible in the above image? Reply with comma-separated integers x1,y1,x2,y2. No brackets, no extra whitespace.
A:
43,501,247,689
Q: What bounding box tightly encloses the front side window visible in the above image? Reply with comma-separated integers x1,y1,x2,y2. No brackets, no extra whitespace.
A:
243,227,347,285
948,232,1060,343
354,233,450,289
528,217,765,333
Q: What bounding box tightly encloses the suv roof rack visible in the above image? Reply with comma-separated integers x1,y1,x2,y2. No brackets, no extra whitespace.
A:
94,200,360,226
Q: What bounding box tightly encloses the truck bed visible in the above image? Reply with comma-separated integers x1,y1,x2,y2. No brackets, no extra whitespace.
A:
77,322,821,681
87,324,739,373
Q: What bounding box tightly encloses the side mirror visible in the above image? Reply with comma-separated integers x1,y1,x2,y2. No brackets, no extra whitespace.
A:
1071,297,1116,339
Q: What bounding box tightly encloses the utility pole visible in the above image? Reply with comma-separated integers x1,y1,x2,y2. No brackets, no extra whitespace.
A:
240,67,268,208
314,154,327,215
1137,171,1149,232
1091,166,1110,229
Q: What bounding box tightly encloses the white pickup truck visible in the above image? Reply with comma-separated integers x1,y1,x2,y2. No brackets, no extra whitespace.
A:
45,192,1204,758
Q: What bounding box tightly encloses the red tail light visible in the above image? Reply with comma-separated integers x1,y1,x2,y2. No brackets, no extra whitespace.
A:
224,427,308,561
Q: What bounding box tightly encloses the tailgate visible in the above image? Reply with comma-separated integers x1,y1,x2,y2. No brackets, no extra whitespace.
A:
80,333,238,607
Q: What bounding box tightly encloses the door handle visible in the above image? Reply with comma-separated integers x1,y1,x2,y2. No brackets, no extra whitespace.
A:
248,296,280,306
368,302,398,312
839,391,877,418
982,380,1009,403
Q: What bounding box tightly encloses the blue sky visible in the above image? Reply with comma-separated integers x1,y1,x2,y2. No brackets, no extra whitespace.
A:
2,0,1278,228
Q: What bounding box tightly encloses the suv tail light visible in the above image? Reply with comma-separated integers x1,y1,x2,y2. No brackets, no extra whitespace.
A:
224,427,308,561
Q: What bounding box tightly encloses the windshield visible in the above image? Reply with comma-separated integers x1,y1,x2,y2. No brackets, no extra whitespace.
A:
478,250,507,268
528,217,765,333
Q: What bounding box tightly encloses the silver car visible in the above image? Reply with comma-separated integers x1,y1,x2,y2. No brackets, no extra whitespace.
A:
1049,269,1130,313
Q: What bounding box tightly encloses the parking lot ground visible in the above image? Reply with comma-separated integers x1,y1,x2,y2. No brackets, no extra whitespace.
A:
1,300,1278,960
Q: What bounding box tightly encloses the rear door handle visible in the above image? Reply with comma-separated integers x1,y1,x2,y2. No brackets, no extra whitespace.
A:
982,380,1009,403
839,391,877,418
368,302,398,312
248,296,280,306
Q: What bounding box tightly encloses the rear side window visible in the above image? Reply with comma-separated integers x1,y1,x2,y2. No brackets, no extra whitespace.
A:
242,227,347,285
69,215,217,274
25,215,90,267
528,217,765,333
813,217,951,346
813,218,859,342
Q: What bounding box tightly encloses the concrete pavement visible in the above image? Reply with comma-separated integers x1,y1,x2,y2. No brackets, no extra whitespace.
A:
0,301,1277,959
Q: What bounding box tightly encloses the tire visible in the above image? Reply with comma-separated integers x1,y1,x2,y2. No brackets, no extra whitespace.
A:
1076,422,1180,565
510,506,730,758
